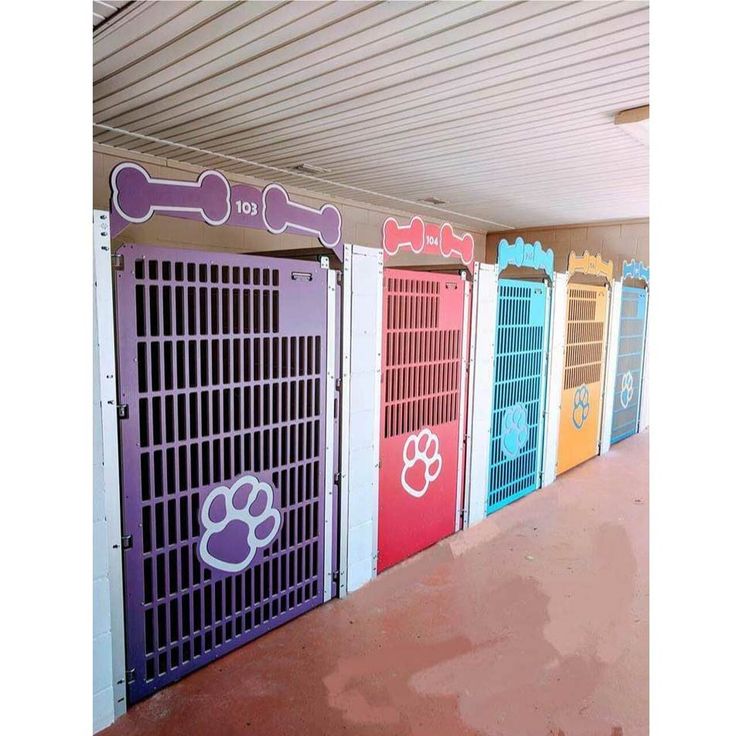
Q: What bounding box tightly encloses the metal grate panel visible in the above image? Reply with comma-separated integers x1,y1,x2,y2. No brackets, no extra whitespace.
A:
487,280,550,514
382,277,461,439
611,286,648,444
378,270,466,572
115,244,330,703
557,285,610,475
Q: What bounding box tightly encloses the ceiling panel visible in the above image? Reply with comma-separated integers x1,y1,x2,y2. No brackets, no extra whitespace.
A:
93,1,129,29
93,0,649,230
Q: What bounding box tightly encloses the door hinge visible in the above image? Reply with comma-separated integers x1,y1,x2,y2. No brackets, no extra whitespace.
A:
117,403,129,419
335,378,342,392
121,535,133,550
111,253,124,270
334,472,341,487
331,570,340,584
126,668,135,684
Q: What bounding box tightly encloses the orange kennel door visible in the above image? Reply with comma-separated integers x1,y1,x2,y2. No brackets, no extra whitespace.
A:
557,285,610,474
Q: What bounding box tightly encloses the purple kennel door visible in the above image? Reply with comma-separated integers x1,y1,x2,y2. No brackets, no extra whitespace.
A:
114,244,332,703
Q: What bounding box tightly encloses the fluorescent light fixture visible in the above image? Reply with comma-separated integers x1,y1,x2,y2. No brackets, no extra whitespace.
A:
291,162,332,175
615,105,649,146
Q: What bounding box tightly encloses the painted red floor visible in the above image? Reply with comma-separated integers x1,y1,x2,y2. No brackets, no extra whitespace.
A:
103,433,648,736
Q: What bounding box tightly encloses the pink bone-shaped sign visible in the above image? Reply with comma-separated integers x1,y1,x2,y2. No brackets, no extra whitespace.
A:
111,162,231,226
382,216,425,255
439,223,474,265
262,183,342,248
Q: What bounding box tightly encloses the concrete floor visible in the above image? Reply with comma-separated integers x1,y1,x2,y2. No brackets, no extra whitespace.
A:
104,433,648,736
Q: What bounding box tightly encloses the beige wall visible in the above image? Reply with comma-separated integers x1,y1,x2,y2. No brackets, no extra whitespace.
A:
94,144,647,274
93,144,486,268
485,220,649,276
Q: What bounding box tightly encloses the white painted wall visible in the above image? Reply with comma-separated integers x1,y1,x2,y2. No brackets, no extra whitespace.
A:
464,264,497,527
339,245,383,594
93,211,127,732
93,301,115,732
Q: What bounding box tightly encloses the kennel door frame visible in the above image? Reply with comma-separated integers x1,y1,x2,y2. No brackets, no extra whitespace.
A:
93,210,128,719
486,277,552,514
114,243,336,703
600,280,623,455
542,272,569,488
556,281,612,475
338,244,384,596
463,264,498,528
608,284,649,445
377,268,470,572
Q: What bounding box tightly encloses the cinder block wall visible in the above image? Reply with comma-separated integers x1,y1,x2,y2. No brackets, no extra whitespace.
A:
93,144,486,267
485,221,649,275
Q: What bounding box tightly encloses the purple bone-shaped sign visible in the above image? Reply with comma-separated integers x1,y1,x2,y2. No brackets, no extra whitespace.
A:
111,162,231,226
262,183,342,249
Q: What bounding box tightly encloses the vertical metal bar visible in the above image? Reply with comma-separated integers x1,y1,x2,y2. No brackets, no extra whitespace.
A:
337,245,352,598
600,280,623,454
542,272,568,487
534,280,553,484
93,210,127,717
594,285,612,452
454,276,472,531
322,268,337,603
370,250,383,578
462,264,480,528
638,291,650,433
634,289,650,433
464,264,497,527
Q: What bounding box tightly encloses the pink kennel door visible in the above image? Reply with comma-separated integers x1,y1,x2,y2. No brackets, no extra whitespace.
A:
378,270,468,572
114,244,333,702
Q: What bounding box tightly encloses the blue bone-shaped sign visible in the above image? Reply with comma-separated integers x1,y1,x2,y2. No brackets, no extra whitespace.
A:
622,259,650,283
497,237,554,278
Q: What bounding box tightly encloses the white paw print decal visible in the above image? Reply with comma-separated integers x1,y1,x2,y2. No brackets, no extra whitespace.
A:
401,428,442,498
199,474,281,573
620,371,634,408
572,384,590,429
501,402,530,460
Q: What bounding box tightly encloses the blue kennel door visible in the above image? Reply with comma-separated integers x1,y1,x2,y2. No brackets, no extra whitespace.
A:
610,286,648,444
487,279,551,514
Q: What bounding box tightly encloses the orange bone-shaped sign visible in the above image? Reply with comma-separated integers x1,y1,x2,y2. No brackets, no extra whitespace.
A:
567,250,614,283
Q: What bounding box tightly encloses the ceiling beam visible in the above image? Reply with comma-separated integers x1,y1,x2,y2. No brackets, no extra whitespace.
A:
615,104,649,125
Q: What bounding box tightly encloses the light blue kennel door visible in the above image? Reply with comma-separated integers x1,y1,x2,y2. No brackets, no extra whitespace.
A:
611,285,648,444
487,279,551,514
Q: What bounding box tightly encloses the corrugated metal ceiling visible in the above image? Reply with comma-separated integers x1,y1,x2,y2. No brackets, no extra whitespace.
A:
93,0,649,230
93,0,129,28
